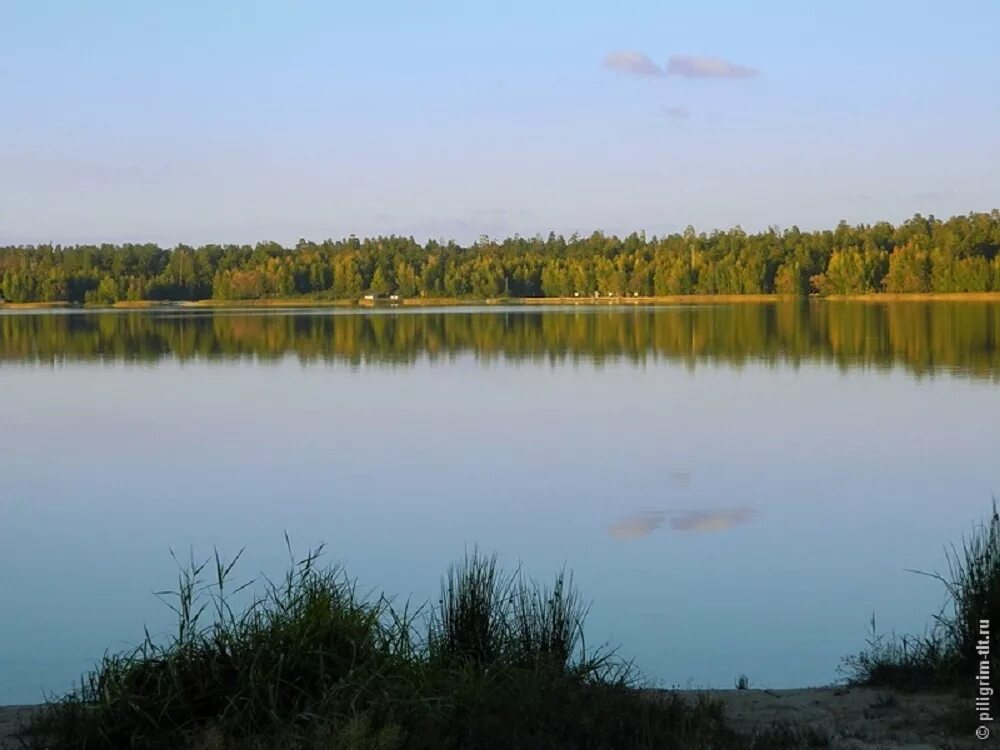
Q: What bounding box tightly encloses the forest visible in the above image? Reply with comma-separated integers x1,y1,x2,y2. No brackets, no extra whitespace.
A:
2,211,1000,304
2,301,998,380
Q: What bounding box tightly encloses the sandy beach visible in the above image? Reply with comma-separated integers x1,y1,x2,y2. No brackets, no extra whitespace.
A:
1,686,979,749
0,707,35,750
678,686,977,749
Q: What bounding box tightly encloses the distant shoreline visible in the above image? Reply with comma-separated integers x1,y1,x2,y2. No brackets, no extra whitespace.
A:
3,291,1000,311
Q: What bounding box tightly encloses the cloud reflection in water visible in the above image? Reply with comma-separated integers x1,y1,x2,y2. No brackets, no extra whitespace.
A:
609,508,755,541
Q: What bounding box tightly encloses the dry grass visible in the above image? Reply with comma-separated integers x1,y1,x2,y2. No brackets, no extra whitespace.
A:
182,298,358,308
16,293,997,311
825,292,1000,302
518,294,791,305
0,301,72,309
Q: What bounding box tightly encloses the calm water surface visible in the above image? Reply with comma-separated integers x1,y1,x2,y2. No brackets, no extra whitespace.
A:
1,302,999,704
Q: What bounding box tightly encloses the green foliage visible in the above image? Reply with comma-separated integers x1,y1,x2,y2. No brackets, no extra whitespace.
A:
3,211,1000,303
839,614,958,689
774,261,807,295
428,552,588,672
369,265,392,296
883,240,931,293
934,501,1000,669
842,502,1000,689
19,547,814,750
431,552,511,667
512,570,586,670
85,275,120,304
2,269,38,302
811,249,866,295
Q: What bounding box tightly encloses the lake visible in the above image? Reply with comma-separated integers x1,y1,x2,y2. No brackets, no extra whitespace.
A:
1,301,998,705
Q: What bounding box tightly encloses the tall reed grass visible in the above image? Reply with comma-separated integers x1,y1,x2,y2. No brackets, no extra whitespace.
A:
20,545,810,749
842,502,1000,688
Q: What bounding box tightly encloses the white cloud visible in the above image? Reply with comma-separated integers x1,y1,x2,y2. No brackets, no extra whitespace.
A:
602,50,664,77
665,55,758,79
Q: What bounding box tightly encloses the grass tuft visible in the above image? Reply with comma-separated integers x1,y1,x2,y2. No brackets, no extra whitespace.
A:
842,501,1000,689
19,545,783,749
429,550,511,667
839,614,957,689
934,500,1000,669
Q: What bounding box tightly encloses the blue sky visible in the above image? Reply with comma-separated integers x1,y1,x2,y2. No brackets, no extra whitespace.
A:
2,0,998,245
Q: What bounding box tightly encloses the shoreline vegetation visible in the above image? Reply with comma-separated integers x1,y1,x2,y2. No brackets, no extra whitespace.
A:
7,548,818,750
5,291,1000,311
840,503,1000,692
3,298,999,381
6,504,998,749
3,211,1000,307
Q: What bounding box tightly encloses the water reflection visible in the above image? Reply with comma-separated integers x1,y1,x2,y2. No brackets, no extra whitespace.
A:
609,508,756,540
666,471,692,490
2,302,998,701
608,511,667,540
670,508,756,533
1,301,999,378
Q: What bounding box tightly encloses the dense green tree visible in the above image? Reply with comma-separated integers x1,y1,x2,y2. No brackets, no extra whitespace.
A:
884,240,931,293
774,261,807,296
3,211,1000,303
369,266,391,296
332,254,364,298
394,257,419,297
810,249,866,295
86,275,120,304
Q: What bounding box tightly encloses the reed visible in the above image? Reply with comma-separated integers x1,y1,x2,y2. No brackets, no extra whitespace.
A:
936,501,1000,668
842,501,1000,688
21,545,820,749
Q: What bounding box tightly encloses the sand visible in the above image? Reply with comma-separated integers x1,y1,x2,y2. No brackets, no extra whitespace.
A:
678,686,981,749
0,707,35,749
1,686,984,748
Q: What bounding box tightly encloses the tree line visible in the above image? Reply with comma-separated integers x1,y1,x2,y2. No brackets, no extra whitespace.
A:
3,302,998,380
2,212,1000,304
